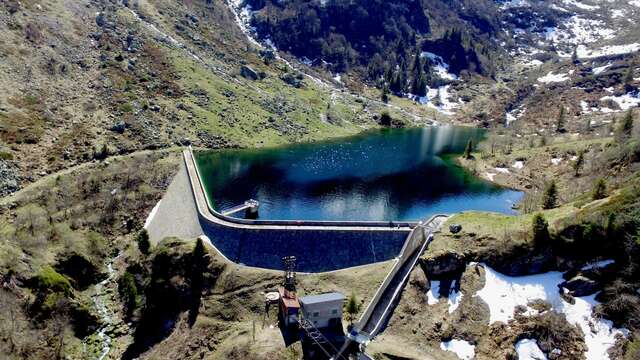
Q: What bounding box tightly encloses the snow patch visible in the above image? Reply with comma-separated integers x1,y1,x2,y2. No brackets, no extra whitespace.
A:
562,0,599,10
427,280,464,314
538,71,569,83
474,264,628,360
581,259,615,271
516,339,548,360
427,280,441,305
551,158,562,165
421,52,458,80
544,17,614,46
601,91,640,111
485,172,497,181
513,161,525,169
571,43,640,59
611,9,625,18
506,106,526,126
592,63,612,75
495,167,510,174
440,339,475,360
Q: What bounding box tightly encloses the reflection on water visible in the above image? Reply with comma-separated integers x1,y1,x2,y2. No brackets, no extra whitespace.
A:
196,126,523,221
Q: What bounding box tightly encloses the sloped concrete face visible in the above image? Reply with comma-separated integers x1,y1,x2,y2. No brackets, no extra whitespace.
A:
200,219,409,272
146,161,204,244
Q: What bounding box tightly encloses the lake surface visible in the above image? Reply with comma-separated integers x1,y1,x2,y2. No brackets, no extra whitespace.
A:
195,126,523,222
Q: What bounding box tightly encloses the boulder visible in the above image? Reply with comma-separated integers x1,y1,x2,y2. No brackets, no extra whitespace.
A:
560,275,601,297
449,224,462,234
240,65,259,80
409,266,428,292
109,121,127,134
421,251,466,277
280,72,304,88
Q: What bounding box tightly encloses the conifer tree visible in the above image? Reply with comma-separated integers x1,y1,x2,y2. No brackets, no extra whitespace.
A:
573,151,584,177
615,109,634,141
592,178,607,200
542,180,558,209
345,292,361,324
136,229,151,255
571,46,579,64
532,213,550,247
556,107,566,133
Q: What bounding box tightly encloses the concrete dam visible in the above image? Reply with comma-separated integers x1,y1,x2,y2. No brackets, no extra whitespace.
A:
181,148,419,272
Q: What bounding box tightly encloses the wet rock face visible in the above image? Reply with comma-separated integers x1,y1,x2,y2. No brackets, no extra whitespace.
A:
421,251,466,277
560,275,601,297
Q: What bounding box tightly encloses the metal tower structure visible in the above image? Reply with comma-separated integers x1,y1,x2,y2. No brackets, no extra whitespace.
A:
282,256,297,293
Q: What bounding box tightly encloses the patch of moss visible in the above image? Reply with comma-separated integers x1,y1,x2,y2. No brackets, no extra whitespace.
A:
33,265,72,296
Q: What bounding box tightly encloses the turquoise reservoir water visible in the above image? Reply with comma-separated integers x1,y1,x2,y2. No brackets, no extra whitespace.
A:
195,126,523,221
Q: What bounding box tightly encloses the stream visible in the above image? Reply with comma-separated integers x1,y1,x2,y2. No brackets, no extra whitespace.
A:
84,253,122,360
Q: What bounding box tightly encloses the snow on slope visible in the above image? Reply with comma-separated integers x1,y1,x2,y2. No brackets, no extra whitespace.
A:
474,264,628,360
440,339,475,360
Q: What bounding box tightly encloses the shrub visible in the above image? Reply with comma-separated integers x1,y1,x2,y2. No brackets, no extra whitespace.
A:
379,111,392,126
345,292,361,324
625,336,640,360
592,178,607,200
573,151,584,177
136,229,151,255
33,266,72,296
616,110,634,142
0,151,13,160
556,106,566,133
118,271,139,317
119,103,134,113
532,213,550,247
542,180,558,209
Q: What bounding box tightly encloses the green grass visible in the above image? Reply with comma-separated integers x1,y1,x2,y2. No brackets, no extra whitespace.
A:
170,50,372,147
34,265,72,295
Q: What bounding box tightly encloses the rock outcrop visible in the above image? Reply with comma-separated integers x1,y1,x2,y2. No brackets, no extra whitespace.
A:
421,250,466,277
560,275,601,297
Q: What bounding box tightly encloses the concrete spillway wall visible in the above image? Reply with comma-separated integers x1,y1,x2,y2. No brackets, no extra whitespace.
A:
184,148,417,272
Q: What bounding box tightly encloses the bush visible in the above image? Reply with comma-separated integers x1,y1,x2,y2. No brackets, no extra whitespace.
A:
625,336,640,360
593,178,607,200
33,266,72,295
379,111,392,126
542,180,558,209
345,292,361,324
532,213,550,247
136,229,151,255
118,271,139,317
616,109,634,142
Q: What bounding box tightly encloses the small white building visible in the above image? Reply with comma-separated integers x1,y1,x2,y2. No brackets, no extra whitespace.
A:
299,292,345,329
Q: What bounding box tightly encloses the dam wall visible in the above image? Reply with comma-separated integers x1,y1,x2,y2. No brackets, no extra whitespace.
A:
183,148,419,272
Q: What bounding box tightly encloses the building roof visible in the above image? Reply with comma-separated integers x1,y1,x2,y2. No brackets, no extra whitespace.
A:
300,292,345,305
278,287,300,309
